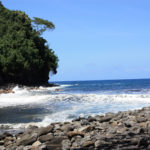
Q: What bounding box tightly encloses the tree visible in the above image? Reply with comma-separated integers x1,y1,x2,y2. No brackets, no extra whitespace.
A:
32,17,55,35
0,2,58,85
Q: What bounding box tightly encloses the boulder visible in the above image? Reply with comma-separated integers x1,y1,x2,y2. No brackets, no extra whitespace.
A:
82,140,94,147
16,133,38,146
38,125,53,136
39,133,53,143
67,131,85,138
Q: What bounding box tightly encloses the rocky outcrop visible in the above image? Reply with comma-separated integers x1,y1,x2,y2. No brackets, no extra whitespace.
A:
1,107,150,149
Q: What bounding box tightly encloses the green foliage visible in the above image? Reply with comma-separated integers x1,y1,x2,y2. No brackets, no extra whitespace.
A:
32,17,55,35
0,2,58,84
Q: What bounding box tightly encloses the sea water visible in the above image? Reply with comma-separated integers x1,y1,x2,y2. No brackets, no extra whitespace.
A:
0,79,150,132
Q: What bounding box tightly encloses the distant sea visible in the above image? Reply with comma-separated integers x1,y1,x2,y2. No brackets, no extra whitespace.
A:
1,79,150,133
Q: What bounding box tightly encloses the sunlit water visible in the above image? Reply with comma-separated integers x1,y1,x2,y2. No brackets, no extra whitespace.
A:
1,79,150,133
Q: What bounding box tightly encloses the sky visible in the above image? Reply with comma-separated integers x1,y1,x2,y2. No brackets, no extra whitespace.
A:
2,0,150,81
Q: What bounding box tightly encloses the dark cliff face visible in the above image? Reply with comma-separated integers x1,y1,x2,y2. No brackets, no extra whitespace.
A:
0,2,58,86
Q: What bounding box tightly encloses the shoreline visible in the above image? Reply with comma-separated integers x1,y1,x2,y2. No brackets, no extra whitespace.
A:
0,106,150,149
0,83,59,95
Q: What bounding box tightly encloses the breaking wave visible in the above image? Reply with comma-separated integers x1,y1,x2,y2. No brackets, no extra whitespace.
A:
1,85,150,131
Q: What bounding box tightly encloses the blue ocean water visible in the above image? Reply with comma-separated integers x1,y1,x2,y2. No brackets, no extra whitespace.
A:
1,79,150,131
54,79,150,94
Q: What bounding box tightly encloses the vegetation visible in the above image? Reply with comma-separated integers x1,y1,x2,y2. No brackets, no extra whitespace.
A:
0,2,58,85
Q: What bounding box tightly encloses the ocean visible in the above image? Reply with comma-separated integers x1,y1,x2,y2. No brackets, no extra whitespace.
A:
1,79,150,133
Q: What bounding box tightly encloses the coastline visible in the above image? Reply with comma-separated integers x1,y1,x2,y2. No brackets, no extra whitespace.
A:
1,106,150,149
0,83,59,95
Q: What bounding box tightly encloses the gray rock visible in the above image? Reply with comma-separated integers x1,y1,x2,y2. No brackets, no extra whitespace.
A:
80,119,89,125
0,146,6,150
61,124,74,133
16,133,38,146
99,116,112,123
39,133,53,143
38,125,53,136
67,131,85,138
16,146,24,150
88,116,96,122
95,140,101,148
23,146,32,150
82,140,94,147
62,139,71,150
38,144,47,150
71,136,82,148
45,137,65,150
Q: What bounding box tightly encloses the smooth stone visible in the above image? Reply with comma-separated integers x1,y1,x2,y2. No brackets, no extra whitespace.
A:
99,116,112,123
82,140,94,147
38,125,53,136
0,146,6,150
77,125,91,132
23,146,32,150
62,139,71,150
16,146,24,150
16,133,38,146
61,124,74,132
39,133,53,143
67,131,85,138
32,140,41,147
45,137,65,150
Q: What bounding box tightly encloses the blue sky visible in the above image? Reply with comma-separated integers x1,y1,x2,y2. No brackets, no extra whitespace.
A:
2,0,150,81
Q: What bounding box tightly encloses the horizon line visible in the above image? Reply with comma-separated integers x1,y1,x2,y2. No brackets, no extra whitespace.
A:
49,77,150,82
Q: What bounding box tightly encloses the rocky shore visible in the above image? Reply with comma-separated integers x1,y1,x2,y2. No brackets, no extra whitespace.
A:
0,83,58,95
1,107,150,150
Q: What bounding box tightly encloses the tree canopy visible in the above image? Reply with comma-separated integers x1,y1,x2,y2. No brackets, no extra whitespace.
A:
0,2,58,85
32,17,55,35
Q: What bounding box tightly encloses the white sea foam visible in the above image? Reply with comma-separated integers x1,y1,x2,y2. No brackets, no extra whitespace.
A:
1,88,150,129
